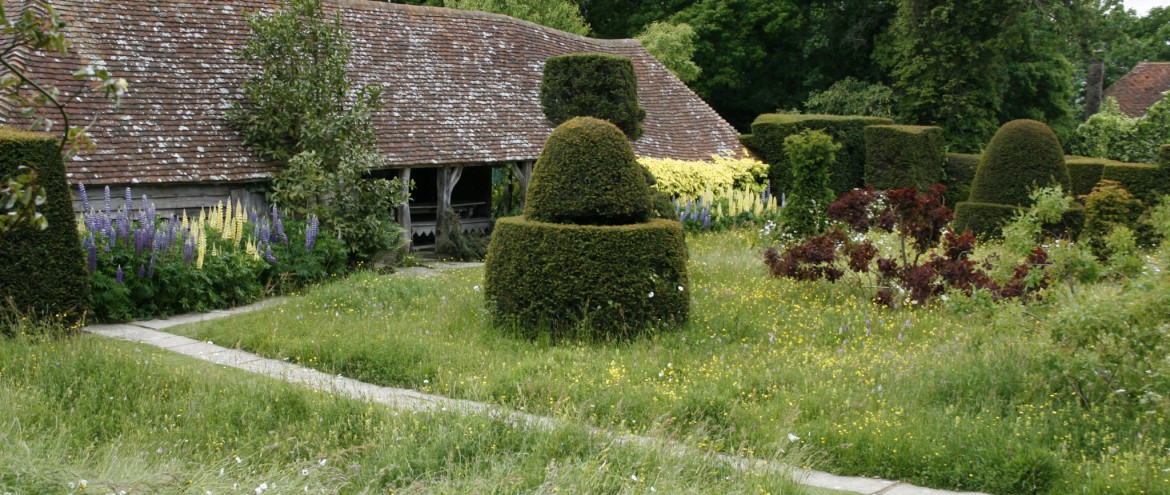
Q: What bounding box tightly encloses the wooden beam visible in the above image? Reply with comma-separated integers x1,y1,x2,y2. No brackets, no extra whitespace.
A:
397,168,413,252
435,165,464,251
512,160,534,209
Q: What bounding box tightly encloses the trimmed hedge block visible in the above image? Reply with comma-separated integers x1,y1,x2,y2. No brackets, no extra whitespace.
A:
742,113,893,197
1160,144,1170,168
864,125,945,191
0,127,91,323
943,153,980,206
526,117,650,225
484,217,689,337
540,53,646,140
1065,157,1108,197
952,201,1084,239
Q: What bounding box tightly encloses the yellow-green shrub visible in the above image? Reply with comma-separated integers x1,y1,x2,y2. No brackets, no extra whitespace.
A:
638,155,767,199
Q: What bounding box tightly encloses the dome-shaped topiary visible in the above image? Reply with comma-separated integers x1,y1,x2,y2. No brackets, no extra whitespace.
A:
540,53,646,140
526,117,651,225
966,119,1071,207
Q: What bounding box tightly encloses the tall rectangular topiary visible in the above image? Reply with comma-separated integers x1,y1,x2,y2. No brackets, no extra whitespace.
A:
864,125,945,191
741,114,892,198
0,127,91,324
943,153,980,206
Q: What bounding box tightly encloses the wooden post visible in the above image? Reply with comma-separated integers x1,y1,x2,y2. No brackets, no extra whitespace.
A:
512,161,534,209
435,165,464,250
397,167,413,252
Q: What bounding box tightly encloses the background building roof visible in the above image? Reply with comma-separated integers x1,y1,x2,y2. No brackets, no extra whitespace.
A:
1103,62,1170,118
2,0,744,185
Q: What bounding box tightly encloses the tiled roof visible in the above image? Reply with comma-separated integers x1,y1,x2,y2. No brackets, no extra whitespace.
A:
0,0,743,185
1103,62,1170,118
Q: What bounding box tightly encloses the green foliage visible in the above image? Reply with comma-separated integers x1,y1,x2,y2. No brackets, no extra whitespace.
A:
228,0,407,261
638,155,767,199
540,53,646,140
1070,98,1143,162
883,0,1075,152
864,125,945,191
965,120,1071,207
803,77,895,118
952,202,1023,239
1100,161,1167,201
0,128,90,325
1080,180,1143,254
0,165,45,234
636,21,701,83
1065,157,1108,196
483,217,688,338
1161,144,1170,168
443,0,590,35
743,113,892,198
525,117,650,225
943,152,980,206
434,209,489,261
782,129,839,237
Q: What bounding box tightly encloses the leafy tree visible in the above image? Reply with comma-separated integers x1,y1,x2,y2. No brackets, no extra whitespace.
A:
636,22,701,83
443,0,590,35
229,0,408,261
803,77,894,117
0,167,46,234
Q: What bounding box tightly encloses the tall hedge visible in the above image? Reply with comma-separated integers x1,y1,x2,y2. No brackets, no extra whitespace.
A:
540,53,646,140
1160,144,1170,169
943,153,980,206
740,114,892,198
864,125,945,191
1066,156,1167,201
0,128,91,323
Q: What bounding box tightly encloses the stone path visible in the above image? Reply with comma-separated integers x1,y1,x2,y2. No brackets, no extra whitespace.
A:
84,262,987,495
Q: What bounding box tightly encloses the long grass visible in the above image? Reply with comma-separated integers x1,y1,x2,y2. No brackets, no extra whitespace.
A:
171,230,1170,495
0,327,829,494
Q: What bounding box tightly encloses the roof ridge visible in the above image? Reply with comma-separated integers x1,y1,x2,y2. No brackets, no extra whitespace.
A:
330,0,642,48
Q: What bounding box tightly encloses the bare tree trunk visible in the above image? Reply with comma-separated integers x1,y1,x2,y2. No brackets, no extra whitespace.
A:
397,167,413,252
1085,60,1104,118
512,161,535,210
435,165,463,251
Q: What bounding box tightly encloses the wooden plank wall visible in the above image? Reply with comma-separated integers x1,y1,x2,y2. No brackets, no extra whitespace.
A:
69,182,269,218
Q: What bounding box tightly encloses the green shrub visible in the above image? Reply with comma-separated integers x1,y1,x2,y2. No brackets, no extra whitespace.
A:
741,114,892,198
525,117,650,225
484,217,688,338
638,155,767,199
952,202,1022,239
1081,180,1144,254
540,53,646,140
783,129,839,237
943,152,980,206
967,120,1070,206
0,128,91,325
1065,157,1107,197
954,120,1071,237
803,77,895,118
1160,144,1170,168
1100,161,1167,201
864,125,945,191
1069,98,1144,162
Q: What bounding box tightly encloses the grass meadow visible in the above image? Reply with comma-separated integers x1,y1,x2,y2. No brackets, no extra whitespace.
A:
0,322,832,494
170,231,1170,495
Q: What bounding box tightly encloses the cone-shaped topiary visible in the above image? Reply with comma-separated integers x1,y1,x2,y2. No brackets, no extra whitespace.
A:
954,119,1074,237
526,117,651,225
541,53,645,140
966,119,1070,206
484,117,688,338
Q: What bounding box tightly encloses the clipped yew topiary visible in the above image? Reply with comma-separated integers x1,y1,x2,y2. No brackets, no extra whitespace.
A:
525,117,651,225
954,120,1073,237
1161,144,1170,168
540,53,646,140
0,127,91,324
739,113,893,198
864,125,945,191
943,152,980,206
966,119,1070,206
484,117,688,337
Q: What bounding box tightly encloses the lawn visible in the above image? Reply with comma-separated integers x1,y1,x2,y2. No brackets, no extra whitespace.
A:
172,230,1170,494
0,327,828,494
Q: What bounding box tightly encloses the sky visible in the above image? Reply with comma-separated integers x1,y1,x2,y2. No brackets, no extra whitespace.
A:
1124,0,1169,15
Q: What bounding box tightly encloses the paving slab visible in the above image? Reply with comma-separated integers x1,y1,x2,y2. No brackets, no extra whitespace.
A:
792,468,899,494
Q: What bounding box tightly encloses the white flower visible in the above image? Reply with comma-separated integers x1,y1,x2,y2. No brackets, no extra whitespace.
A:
319,459,327,466
255,482,269,494
235,456,242,463
79,480,88,489
301,469,309,476
473,285,481,291
677,285,684,291
787,433,800,442
648,291,655,298
631,474,639,482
